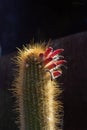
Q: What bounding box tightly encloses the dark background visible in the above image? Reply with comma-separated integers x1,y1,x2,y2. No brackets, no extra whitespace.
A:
0,0,87,55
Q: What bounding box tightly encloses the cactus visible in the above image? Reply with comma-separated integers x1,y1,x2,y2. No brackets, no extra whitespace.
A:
12,42,65,130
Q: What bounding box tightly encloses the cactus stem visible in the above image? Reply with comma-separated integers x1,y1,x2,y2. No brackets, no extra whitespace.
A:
12,43,63,130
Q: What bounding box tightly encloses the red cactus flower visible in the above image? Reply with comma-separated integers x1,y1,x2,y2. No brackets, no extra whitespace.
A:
39,47,66,80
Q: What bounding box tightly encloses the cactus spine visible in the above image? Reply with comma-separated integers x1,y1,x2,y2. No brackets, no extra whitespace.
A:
12,43,63,130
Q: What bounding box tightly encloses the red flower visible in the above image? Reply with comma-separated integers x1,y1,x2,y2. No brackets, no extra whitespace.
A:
39,47,66,80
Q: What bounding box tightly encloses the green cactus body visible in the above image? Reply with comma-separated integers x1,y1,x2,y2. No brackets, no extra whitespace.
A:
12,43,63,130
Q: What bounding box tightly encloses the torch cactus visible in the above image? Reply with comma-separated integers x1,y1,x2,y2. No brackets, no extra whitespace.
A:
12,43,66,130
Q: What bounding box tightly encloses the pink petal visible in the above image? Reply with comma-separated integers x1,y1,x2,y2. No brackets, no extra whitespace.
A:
49,49,64,58
44,57,52,65
46,63,56,70
52,70,62,79
44,47,53,58
55,60,67,66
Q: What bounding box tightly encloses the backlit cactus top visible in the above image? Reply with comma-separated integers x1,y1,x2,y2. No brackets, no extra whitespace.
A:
12,43,65,130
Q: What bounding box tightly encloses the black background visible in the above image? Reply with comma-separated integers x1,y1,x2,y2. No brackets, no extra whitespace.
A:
0,0,87,54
